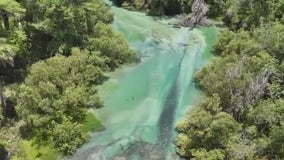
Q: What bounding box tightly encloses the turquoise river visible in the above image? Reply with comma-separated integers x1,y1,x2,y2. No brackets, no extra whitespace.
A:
69,1,218,160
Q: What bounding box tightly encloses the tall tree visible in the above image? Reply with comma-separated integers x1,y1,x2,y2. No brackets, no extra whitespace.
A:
0,0,25,30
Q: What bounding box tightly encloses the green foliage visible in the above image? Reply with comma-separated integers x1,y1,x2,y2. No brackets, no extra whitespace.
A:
195,54,253,119
7,30,27,53
112,0,227,16
176,2,284,159
253,22,284,62
176,95,241,159
50,117,86,155
0,121,23,157
213,29,256,57
0,0,134,158
83,111,104,133
13,42,132,156
16,48,105,154
12,140,60,160
87,22,135,70
222,0,284,30
205,0,226,18
191,149,225,160
0,43,16,67
247,99,284,135
112,0,284,31
0,29,26,69
270,124,284,158
0,0,25,14
21,0,114,62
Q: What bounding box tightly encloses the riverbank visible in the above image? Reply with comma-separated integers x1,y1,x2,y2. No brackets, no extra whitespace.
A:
67,2,219,159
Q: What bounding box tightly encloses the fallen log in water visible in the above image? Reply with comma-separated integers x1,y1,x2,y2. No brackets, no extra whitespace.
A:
173,0,213,28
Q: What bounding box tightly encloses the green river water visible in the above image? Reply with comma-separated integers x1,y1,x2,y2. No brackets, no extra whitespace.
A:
69,2,218,160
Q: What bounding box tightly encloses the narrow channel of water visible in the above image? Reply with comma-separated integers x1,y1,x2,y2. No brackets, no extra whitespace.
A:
69,2,218,160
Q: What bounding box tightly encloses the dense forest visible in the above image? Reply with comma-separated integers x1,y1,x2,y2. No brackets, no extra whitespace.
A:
0,0,134,159
173,0,284,160
111,0,240,18
1,0,284,160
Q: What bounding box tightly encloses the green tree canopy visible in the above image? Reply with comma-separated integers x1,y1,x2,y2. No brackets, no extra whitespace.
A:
16,48,105,154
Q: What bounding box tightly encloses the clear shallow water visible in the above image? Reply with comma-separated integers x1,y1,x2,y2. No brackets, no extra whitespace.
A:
69,3,218,160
